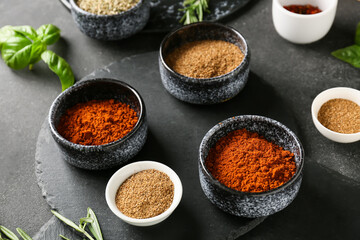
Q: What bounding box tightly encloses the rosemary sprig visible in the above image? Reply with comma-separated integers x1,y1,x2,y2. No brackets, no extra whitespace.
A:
51,208,103,240
0,226,31,240
179,0,210,25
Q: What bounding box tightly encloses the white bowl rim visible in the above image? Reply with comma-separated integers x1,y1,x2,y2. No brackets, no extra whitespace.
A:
105,160,183,225
274,0,338,18
311,87,360,138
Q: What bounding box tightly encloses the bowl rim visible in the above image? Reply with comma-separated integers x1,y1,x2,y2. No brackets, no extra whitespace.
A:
69,0,144,17
105,160,183,226
48,78,146,149
311,87,360,138
274,0,338,18
199,115,305,196
159,21,249,83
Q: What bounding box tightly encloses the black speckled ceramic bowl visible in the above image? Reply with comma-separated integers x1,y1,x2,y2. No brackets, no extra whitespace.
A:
60,0,150,40
49,78,148,170
159,22,250,105
199,115,304,218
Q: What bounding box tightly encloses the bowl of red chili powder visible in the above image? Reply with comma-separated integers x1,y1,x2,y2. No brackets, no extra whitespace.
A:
199,115,304,218
159,22,250,105
49,78,148,170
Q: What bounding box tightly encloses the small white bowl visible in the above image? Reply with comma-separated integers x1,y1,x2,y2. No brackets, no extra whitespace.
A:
272,0,338,44
311,87,360,143
105,161,183,226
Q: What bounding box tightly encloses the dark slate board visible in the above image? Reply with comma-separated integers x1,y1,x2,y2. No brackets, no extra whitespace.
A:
35,52,299,240
145,0,251,32
33,217,78,240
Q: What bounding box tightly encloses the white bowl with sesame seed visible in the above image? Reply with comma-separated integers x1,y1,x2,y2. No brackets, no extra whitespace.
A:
105,161,183,226
311,87,360,143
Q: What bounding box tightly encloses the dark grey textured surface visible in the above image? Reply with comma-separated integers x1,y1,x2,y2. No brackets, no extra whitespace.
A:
1,0,360,239
35,52,297,239
199,115,304,218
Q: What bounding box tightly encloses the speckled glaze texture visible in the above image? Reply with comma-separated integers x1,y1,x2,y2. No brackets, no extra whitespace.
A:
159,22,250,105
199,115,304,218
49,78,148,170
69,0,150,40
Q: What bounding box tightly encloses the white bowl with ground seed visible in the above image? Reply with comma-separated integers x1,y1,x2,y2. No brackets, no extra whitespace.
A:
105,161,183,226
311,87,360,143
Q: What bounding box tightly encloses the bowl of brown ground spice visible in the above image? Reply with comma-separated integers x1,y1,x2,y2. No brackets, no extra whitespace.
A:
199,115,304,218
105,161,183,226
311,87,360,143
59,0,150,40
49,78,148,170
159,22,250,104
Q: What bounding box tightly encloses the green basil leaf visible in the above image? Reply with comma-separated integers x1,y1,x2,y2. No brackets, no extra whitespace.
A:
29,40,47,65
41,50,74,91
15,229,32,240
0,26,16,48
331,44,360,68
37,24,60,45
0,226,19,240
355,22,360,46
1,35,32,69
87,208,103,240
12,26,38,41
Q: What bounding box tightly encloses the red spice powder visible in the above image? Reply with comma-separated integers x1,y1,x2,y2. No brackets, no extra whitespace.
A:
205,129,296,193
284,4,322,14
57,99,138,146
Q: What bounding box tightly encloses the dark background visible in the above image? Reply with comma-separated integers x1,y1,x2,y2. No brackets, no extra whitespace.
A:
1,0,360,239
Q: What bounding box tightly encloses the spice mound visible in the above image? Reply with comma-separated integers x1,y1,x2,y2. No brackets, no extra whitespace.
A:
283,4,322,15
317,98,360,134
206,129,296,193
57,99,138,146
76,0,140,15
115,169,174,219
165,40,245,79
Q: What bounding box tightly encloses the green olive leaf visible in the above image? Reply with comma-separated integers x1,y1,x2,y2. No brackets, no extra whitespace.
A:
37,24,60,45
331,44,360,68
12,26,38,41
355,22,360,46
41,50,74,91
0,226,19,240
1,35,33,69
15,229,32,240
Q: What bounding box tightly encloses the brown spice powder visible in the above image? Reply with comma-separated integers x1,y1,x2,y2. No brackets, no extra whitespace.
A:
317,98,360,134
76,0,140,15
165,40,245,79
115,169,174,219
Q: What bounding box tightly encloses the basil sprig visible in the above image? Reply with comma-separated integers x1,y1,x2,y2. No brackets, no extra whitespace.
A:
0,24,74,91
331,22,360,68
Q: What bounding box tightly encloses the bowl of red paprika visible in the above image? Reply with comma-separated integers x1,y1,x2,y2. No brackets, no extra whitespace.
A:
199,115,304,218
49,78,148,170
